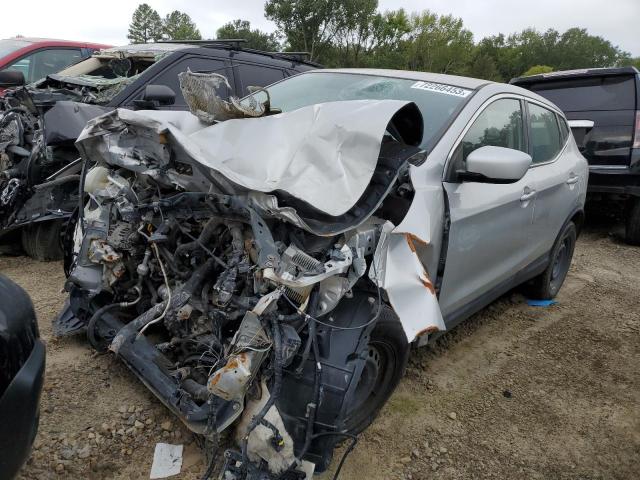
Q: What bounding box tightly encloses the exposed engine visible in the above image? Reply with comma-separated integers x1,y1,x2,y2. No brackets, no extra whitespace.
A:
0,88,87,233
60,93,435,478
0,91,43,216
66,158,394,477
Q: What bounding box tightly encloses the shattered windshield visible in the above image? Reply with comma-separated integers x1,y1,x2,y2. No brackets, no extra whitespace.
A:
41,47,177,104
260,72,473,147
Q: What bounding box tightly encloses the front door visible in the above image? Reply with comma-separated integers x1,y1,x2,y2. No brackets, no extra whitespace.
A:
439,97,538,321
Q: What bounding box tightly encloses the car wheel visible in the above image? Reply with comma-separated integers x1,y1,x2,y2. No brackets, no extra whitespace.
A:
527,221,577,300
344,306,410,435
625,197,640,245
21,220,64,261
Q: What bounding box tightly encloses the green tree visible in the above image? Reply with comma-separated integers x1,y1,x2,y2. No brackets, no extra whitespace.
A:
469,53,502,81
470,34,513,81
623,57,640,69
216,19,280,51
127,3,163,43
265,0,350,61
555,28,629,69
329,0,378,66
405,11,474,75
362,9,412,68
163,11,201,40
522,65,554,76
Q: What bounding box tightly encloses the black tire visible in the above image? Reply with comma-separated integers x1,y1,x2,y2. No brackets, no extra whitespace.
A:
21,220,64,261
625,197,640,246
344,306,410,435
527,221,577,300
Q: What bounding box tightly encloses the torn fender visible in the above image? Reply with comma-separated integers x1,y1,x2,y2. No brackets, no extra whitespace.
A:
371,221,445,343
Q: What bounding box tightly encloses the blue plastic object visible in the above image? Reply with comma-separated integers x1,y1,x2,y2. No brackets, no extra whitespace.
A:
526,299,557,307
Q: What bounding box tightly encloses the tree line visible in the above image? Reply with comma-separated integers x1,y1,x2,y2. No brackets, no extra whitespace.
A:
127,1,639,82
127,4,201,43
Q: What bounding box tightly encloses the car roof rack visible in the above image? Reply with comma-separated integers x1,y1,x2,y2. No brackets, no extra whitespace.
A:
267,51,311,61
156,39,322,68
157,39,248,50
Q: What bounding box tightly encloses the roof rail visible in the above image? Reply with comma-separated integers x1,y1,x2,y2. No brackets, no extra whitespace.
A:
157,39,248,49
156,40,322,67
267,51,312,61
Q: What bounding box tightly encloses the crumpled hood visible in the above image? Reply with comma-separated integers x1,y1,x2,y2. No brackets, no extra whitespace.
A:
76,99,422,217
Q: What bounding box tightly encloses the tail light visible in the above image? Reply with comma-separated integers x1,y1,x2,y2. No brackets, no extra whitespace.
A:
633,111,640,148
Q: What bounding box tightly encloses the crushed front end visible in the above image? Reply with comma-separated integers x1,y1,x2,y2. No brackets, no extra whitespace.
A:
60,95,444,478
0,46,172,240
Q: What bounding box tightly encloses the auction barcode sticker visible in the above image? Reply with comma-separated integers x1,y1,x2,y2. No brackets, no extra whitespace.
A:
410,81,472,98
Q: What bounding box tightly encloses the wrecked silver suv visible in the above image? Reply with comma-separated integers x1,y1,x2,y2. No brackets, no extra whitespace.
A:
58,69,587,478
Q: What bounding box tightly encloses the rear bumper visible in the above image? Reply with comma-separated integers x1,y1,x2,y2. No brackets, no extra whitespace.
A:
587,159,640,196
0,340,46,480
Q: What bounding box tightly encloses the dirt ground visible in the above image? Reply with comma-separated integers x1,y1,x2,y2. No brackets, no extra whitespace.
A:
1,211,639,480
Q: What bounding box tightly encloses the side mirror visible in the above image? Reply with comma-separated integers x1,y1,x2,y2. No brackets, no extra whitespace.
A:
0,70,26,88
461,145,532,183
133,84,176,110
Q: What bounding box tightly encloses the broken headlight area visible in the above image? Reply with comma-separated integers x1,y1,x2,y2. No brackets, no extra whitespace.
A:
60,99,434,478
0,87,108,234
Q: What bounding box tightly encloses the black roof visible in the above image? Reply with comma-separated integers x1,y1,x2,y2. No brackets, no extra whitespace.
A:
157,39,323,69
510,66,639,85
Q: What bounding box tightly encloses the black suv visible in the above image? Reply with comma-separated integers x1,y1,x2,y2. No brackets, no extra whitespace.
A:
511,67,640,244
0,41,318,260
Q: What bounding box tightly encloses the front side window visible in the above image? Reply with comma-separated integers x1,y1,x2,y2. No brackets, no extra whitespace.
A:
133,56,229,109
5,56,30,79
30,49,83,82
529,103,562,164
5,48,82,83
461,98,526,161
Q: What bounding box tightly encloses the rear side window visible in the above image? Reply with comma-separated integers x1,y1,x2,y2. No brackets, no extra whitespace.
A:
557,114,570,143
529,103,562,163
461,98,526,161
234,62,286,96
529,76,636,112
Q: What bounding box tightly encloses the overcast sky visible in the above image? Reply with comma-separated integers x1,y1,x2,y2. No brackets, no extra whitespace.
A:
4,0,639,56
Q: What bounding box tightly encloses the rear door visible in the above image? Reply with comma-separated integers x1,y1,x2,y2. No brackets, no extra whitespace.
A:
524,101,583,257
439,96,538,320
527,75,637,168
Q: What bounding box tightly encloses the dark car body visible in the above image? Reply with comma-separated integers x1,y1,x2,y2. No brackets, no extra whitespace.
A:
511,67,640,242
0,275,45,480
0,37,109,92
0,42,319,259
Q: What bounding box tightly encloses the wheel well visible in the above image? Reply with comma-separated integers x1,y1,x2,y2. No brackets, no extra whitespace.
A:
570,210,585,235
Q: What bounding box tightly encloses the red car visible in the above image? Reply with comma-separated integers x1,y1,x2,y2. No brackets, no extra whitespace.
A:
0,37,110,91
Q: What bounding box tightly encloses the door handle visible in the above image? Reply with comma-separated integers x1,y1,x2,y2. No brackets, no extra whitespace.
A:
520,190,536,202
566,175,579,185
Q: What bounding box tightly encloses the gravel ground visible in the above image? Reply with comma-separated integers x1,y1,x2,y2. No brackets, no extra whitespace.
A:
1,213,638,480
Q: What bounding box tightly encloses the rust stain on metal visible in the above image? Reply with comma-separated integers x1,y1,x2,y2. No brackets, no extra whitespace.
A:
416,325,440,338
209,372,222,386
419,271,435,295
208,353,247,387
405,233,428,253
